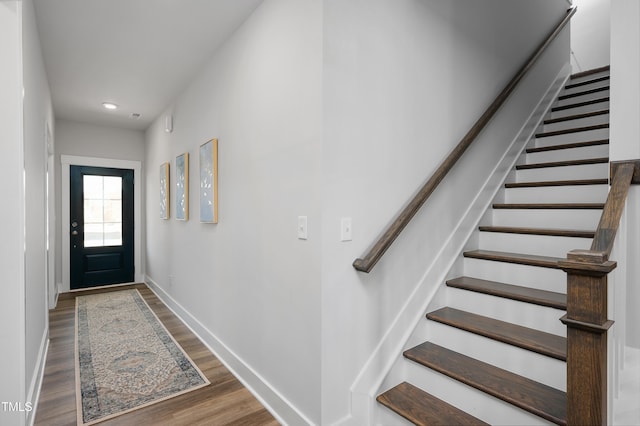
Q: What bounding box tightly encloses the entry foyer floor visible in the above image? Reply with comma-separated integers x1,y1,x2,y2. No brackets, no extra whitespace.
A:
35,283,279,425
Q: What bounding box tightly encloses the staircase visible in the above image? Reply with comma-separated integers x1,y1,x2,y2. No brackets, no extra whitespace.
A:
377,66,611,425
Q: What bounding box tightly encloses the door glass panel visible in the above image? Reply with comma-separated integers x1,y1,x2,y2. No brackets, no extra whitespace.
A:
104,200,122,222
83,175,123,247
104,176,122,199
84,224,104,247
84,175,103,200
84,200,104,223
104,223,123,246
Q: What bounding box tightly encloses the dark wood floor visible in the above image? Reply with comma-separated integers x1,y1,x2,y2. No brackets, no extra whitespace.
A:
34,283,279,426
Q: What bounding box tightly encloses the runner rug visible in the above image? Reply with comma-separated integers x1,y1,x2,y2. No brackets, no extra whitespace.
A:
75,289,210,425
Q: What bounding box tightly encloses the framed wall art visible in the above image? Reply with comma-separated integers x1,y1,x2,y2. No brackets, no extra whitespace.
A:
199,138,218,223
176,152,189,220
160,162,170,219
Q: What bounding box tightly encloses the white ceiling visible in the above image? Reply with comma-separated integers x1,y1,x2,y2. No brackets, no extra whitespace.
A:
34,0,264,130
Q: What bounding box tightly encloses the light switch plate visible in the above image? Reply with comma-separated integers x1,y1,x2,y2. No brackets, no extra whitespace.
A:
341,217,352,241
298,216,308,240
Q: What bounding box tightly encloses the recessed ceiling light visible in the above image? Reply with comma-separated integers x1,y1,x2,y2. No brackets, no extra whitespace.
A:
102,102,118,110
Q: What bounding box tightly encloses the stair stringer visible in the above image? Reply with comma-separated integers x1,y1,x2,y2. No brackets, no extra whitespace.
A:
340,64,572,426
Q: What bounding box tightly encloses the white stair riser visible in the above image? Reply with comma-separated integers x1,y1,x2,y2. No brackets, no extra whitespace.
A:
463,258,566,293
554,89,609,107
542,113,609,133
446,286,567,336
503,185,608,204
548,100,610,119
515,163,608,182
403,361,552,425
376,405,415,426
525,144,610,163
492,208,602,228
534,127,609,147
429,322,566,389
562,78,610,96
478,231,592,258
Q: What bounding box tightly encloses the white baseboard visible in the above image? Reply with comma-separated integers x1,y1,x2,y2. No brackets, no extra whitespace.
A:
613,346,640,425
144,275,312,426
54,282,61,308
346,63,572,425
27,329,49,426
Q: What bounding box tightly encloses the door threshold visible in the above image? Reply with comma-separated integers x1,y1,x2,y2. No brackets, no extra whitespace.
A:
68,281,139,293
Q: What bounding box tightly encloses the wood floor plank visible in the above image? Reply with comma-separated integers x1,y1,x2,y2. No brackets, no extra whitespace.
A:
34,283,279,426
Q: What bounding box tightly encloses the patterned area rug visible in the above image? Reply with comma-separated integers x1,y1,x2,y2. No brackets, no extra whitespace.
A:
75,289,210,425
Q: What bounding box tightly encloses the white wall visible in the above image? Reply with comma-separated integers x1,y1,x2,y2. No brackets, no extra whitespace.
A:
144,0,322,423
144,1,571,423
321,1,569,423
610,0,640,349
22,0,55,423
54,119,145,291
570,0,610,72
0,2,27,425
0,1,53,424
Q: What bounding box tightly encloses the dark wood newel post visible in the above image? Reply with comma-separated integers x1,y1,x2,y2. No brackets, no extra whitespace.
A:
559,251,616,425
557,160,639,425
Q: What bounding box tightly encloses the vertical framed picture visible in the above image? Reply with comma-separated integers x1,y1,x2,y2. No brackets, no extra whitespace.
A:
176,152,189,220
199,139,218,223
160,162,170,219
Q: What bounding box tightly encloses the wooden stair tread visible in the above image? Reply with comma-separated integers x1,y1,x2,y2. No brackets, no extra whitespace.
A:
526,139,609,153
377,382,489,426
535,123,609,138
447,276,567,310
463,249,563,269
570,65,609,80
505,178,608,188
557,85,609,100
427,307,566,360
565,75,609,90
543,109,608,125
493,202,604,209
551,96,609,112
478,225,595,238
516,157,608,170
404,342,567,425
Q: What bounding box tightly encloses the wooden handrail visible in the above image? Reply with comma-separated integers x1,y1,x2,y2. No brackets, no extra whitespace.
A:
559,159,640,425
353,7,577,273
590,160,640,256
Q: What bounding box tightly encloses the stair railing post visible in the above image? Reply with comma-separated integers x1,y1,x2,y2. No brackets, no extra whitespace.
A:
559,251,616,425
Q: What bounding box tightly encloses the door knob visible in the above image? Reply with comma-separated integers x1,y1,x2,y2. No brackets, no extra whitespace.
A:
71,230,78,236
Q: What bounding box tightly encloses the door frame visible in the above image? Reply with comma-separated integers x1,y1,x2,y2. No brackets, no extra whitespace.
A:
61,155,142,292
